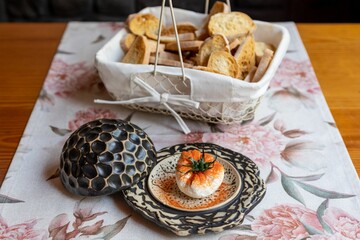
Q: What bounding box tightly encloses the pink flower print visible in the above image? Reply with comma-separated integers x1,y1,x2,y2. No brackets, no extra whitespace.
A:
44,59,100,97
48,200,130,239
149,132,204,150
184,132,204,143
0,217,46,240
270,58,321,94
98,22,124,32
322,207,360,239
309,234,345,240
68,108,117,131
252,204,323,240
202,123,285,168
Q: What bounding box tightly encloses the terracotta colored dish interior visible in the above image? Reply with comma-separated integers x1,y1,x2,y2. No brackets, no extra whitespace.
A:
147,153,242,212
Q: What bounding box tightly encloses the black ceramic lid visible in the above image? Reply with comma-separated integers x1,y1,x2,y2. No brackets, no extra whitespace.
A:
59,119,157,196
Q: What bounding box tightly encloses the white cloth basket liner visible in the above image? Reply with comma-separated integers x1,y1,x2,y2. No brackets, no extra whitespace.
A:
95,6,290,129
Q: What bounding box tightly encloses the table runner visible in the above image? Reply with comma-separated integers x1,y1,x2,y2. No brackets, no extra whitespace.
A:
0,22,359,239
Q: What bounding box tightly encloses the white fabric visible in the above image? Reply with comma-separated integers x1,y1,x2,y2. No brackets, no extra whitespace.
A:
95,7,290,103
95,74,199,134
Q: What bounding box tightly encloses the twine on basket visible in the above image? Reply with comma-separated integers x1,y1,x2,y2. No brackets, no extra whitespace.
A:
95,76,199,134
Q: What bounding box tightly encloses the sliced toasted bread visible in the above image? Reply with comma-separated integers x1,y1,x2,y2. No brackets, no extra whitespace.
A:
151,51,180,61
209,1,231,15
234,34,256,79
207,51,240,78
162,22,197,35
197,1,230,41
144,18,161,40
120,33,136,52
125,13,137,26
229,38,241,51
165,40,203,52
128,13,159,36
149,56,194,68
121,35,150,64
147,39,165,53
252,48,274,82
159,32,196,43
208,12,256,39
244,66,257,82
255,41,276,65
198,34,230,66
193,65,222,74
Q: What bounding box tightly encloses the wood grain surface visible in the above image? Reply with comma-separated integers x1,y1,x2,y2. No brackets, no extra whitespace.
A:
0,23,359,185
297,24,360,176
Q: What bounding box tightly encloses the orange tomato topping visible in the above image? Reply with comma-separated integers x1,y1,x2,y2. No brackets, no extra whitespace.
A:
175,149,225,198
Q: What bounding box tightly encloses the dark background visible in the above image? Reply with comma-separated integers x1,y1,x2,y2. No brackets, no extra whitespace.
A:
0,0,359,22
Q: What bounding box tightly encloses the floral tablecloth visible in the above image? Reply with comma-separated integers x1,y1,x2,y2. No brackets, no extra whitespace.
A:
1,22,360,240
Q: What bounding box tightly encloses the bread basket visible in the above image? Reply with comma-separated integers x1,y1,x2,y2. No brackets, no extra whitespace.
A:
95,0,290,134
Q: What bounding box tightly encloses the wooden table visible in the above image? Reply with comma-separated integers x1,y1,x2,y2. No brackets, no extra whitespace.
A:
0,23,359,184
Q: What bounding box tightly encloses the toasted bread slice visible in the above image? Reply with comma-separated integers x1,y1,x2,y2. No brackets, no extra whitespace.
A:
151,51,180,61
144,18,162,40
208,12,256,39
125,13,137,26
159,32,196,43
162,22,197,35
193,65,222,74
121,35,150,64
244,66,257,82
149,56,194,68
128,13,159,36
229,38,241,51
252,48,274,82
234,35,256,79
197,1,230,41
209,1,231,15
147,39,165,53
198,34,230,66
207,51,240,78
165,40,203,52
255,41,276,65
120,33,136,52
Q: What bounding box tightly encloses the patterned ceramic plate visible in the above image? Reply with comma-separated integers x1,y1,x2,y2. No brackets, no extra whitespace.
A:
123,143,266,236
147,154,242,212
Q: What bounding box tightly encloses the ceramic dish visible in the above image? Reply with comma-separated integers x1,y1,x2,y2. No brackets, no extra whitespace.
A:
147,154,242,212
122,143,266,236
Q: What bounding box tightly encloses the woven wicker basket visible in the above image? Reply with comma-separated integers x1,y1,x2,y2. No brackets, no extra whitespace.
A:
95,1,290,133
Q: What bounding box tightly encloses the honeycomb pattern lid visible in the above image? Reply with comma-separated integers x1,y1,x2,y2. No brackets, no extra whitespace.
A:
59,119,157,196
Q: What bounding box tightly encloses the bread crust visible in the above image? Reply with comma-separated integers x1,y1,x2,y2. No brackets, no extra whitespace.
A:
207,50,240,78
151,51,181,61
193,65,222,74
165,40,203,52
149,56,194,68
234,34,256,79
209,1,231,16
252,48,274,82
162,22,197,35
121,35,150,64
255,41,276,65
198,33,230,66
197,1,230,41
128,13,159,36
208,12,256,39
120,33,136,52
158,32,196,43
